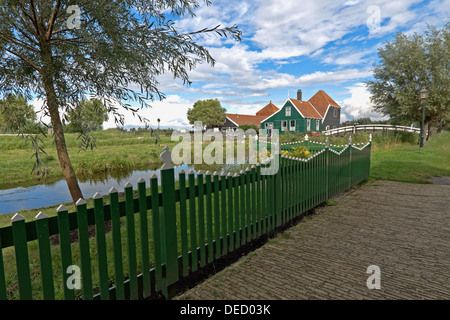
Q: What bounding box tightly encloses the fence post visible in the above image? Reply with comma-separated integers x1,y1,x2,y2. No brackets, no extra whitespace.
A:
159,145,179,299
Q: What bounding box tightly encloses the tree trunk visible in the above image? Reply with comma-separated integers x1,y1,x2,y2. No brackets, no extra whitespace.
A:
426,123,433,141
421,120,431,145
40,44,84,203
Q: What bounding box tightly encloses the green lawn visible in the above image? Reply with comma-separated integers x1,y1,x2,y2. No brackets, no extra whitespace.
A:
370,131,450,183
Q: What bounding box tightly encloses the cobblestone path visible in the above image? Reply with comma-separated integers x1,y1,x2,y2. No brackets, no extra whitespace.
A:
175,180,450,300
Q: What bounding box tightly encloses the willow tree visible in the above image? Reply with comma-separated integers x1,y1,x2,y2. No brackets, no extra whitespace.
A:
0,0,241,202
365,23,449,139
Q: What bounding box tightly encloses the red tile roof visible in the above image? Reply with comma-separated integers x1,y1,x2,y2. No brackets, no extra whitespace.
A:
308,90,341,117
256,102,279,116
226,114,266,127
290,99,322,119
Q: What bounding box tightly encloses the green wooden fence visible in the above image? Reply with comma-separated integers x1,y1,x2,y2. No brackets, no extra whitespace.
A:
0,139,371,300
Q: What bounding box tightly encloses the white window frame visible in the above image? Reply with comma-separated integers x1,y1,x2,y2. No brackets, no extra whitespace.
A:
307,119,311,131
281,120,287,131
285,106,291,117
316,119,320,131
290,120,295,131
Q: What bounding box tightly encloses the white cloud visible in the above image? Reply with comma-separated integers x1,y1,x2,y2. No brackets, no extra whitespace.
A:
103,95,195,129
341,83,388,120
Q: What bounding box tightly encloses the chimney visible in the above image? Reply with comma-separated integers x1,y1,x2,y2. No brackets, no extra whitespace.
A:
297,89,302,101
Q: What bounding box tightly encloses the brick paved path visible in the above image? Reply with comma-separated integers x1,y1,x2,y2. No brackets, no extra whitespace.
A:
175,180,450,300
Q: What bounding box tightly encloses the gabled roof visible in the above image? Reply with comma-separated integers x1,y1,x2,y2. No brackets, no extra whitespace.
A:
256,102,279,116
290,99,323,119
225,113,267,127
308,90,341,117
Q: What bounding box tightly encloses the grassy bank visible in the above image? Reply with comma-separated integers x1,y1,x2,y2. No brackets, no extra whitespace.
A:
370,130,450,183
0,129,175,190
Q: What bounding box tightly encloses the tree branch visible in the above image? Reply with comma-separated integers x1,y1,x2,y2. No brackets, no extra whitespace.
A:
45,0,61,41
0,33,40,54
0,44,41,71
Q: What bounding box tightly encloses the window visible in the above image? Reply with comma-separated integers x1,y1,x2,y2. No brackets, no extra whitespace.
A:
325,125,330,131
307,119,311,131
316,120,320,131
265,122,273,136
334,108,338,117
281,120,287,131
290,120,295,131
285,106,291,117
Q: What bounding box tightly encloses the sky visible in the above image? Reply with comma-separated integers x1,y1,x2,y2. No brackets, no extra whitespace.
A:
32,0,450,130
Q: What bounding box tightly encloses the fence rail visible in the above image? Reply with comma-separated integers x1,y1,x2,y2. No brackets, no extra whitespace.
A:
0,139,371,300
323,124,420,136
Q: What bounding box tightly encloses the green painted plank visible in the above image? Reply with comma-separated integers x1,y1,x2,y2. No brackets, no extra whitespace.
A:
261,169,267,234
213,173,221,260
220,172,228,256
188,171,198,272
137,178,151,298
205,172,213,263
245,168,251,242
75,199,93,300
227,173,234,252
57,205,75,300
250,166,257,239
35,212,55,300
240,171,246,245
178,171,189,277
109,188,125,299
197,172,206,267
160,165,179,291
150,175,163,291
234,173,240,249
93,194,109,300
11,214,32,300
124,183,138,300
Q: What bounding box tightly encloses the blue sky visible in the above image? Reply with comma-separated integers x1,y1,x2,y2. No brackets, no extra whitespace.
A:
32,0,450,129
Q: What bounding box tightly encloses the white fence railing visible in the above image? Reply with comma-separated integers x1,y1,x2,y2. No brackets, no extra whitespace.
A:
323,124,420,136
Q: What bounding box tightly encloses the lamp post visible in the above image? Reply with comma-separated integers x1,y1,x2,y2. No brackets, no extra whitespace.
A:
419,88,428,148
156,118,161,146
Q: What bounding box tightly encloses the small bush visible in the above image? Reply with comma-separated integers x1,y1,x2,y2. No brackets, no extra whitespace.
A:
281,146,311,159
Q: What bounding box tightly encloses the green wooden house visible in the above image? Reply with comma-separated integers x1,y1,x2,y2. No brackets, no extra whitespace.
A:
260,89,341,135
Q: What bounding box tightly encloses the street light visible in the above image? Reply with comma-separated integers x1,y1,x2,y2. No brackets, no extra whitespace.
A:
156,118,161,146
419,88,428,148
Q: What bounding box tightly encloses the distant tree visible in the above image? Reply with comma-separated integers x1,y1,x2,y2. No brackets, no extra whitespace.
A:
239,124,259,132
0,95,36,133
65,99,109,133
187,99,227,129
0,1,241,203
365,23,450,142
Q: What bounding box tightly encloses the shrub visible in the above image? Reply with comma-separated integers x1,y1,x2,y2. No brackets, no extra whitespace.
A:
281,146,311,159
